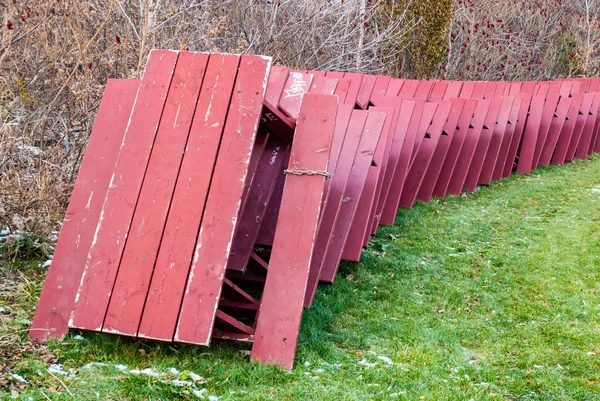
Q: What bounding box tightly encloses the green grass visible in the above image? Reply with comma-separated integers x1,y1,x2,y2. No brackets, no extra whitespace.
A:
2,155,600,400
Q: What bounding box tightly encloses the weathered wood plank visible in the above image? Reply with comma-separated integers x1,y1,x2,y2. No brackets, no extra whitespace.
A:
278,71,313,120
136,53,241,341
356,74,377,109
69,50,179,332
479,96,515,185
251,94,336,370
551,93,584,165
565,93,595,161
102,51,209,336
538,96,572,167
319,111,385,283
531,93,560,169
502,93,532,177
29,79,139,341
174,55,271,346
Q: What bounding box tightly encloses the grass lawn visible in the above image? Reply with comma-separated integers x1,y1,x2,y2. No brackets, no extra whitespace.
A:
2,155,600,400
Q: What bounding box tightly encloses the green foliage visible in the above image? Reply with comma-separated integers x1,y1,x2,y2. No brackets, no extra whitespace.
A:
555,31,584,77
379,0,454,78
1,233,52,266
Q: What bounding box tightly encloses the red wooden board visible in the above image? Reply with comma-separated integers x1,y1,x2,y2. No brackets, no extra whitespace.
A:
370,75,392,105
400,102,452,207
443,81,464,100
138,53,241,341
398,80,419,98
471,81,487,98
69,50,179,331
429,81,449,101
575,93,600,159
538,96,572,167
463,97,502,192
516,94,545,174
356,74,377,109
103,51,210,335
479,96,515,185
565,93,595,162
343,107,394,261
552,94,585,165
343,72,364,107
175,55,271,346
29,79,139,341
414,80,434,99
279,71,313,120
319,111,385,283
417,99,466,202
502,94,533,177
386,78,405,97
459,81,476,98
304,110,367,306
379,100,423,225
531,93,560,169
251,94,336,370
446,99,491,195
432,99,478,198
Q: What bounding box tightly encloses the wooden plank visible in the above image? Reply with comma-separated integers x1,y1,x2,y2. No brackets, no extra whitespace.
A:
304,110,367,307
459,81,476,98
538,96,572,166
400,102,452,207
495,82,507,97
581,94,600,157
479,96,515,185
356,74,377,109
385,78,405,97
429,81,449,101
552,94,585,165
102,52,209,336
135,54,240,341
242,132,269,202
334,78,351,104
432,99,478,198
226,139,289,273
483,82,498,99
324,105,354,199
515,93,545,174
417,99,466,202
446,99,491,195
414,80,434,99
531,93,560,169
370,75,392,105
398,80,419,98
502,94,533,177
69,50,179,332
379,100,423,225
559,80,574,97
319,111,385,284
29,80,139,341
564,92,595,162
250,94,336,370
508,82,523,96
174,55,271,346
410,101,439,159
309,76,338,95
344,107,394,260
491,95,522,181
278,71,313,120
471,81,487,98
463,97,503,191
343,72,364,107
443,81,464,100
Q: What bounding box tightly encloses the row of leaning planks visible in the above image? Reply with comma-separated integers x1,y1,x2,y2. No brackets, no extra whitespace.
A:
30,50,600,369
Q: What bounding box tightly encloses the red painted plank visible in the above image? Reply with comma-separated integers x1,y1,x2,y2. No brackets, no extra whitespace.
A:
447,99,491,195
379,100,423,225
370,75,392,105
515,94,545,174
520,81,537,94
414,80,434,99
356,74,377,109
432,99,478,198
564,93,595,162
324,105,354,198
29,79,139,341
417,99,466,202
460,81,476,98
365,105,396,241
410,101,439,160
319,111,385,283
278,71,313,120
495,81,507,97
491,95,521,181
398,80,420,98
548,80,562,94
102,52,209,336
137,54,241,341
309,76,338,95
538,96,572,167
343,72,364,107
479,96,515,185
242,132,269,202
429,81,449,101
483,82,498,99
251,94,336,370
531,93,561,169
69,50,179,332
575,93,600,159
174,55,271,346
334,78,351,104
536,82,550,96
502,94,533,177
552,93,584,165
226,139,289,273
589,92,600,154
400,101,452,207
471,81,487,99
443,81,464,100
463,97,503,192
386,78,405,97
343,107,394,260
559,80,574,97
304,110,367,306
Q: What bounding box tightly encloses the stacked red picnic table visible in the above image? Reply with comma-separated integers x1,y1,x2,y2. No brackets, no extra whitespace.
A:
30,50,600,369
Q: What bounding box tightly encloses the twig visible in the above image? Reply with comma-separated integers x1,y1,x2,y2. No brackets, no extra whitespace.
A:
47,369,74,398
